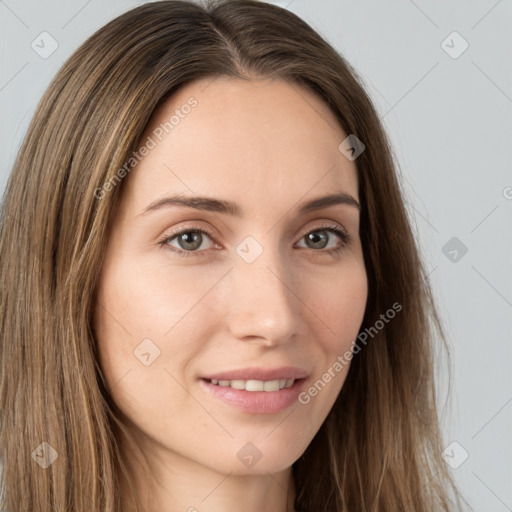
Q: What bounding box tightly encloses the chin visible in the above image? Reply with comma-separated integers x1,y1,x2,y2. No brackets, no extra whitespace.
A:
198,434,310,475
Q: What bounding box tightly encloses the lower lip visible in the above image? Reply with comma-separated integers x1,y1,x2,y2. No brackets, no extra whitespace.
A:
199,378,306,414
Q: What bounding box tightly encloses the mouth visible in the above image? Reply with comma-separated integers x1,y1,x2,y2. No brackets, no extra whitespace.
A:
205,378,296,392
198,368,309,414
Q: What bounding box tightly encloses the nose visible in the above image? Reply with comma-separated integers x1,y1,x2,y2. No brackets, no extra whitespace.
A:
224,243,300,346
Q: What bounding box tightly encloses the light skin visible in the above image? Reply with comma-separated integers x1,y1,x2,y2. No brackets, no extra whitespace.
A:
93,76,368,512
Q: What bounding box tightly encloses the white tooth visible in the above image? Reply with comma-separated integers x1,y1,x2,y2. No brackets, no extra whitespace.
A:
211,378,293,391
245,379,264,391
230,380,246,390
263,379,280,392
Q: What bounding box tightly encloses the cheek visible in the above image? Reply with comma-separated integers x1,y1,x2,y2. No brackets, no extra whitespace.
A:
305,260,368,349
96,255,206,339
93,256,215,386
92,263,197,427
296,264,367,422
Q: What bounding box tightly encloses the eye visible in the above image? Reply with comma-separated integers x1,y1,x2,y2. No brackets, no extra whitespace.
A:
296,224,350,254
158,223,351,259
158,227,216,258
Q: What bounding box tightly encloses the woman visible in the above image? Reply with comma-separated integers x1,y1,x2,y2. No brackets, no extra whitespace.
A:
0,1,470,511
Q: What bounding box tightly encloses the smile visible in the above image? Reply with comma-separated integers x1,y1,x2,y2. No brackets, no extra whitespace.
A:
208,378,295,391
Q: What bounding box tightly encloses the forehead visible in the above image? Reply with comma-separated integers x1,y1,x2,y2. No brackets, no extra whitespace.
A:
124,77,358,213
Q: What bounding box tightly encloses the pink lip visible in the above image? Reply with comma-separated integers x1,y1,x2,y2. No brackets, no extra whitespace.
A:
201,366,309,381
199,377,307,414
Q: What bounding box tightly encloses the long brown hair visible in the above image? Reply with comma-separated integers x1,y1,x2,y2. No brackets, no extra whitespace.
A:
0,1,470,510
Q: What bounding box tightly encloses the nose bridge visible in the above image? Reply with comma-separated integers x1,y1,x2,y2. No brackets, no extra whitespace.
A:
225,237,299,343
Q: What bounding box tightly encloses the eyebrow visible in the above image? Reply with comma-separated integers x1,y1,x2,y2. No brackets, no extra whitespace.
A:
139,191,360,218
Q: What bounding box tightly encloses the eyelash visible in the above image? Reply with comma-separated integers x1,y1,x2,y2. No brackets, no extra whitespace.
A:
158,223,351,259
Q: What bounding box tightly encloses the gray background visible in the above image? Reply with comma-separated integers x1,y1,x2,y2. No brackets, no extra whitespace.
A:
1,1,511,510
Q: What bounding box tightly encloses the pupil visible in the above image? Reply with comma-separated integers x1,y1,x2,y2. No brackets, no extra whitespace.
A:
180,231,201,250
308,231,327,249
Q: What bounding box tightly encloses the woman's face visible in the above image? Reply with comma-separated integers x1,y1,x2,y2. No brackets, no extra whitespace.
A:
93,77,367,475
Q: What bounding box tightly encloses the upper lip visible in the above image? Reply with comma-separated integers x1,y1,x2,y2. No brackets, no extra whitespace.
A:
201,366,309,381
